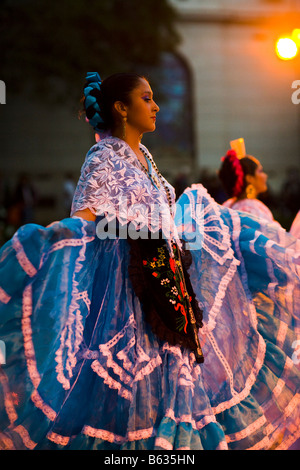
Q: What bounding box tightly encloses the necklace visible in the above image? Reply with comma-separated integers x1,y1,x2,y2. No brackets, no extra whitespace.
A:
138,156,161,189
139,148,173,210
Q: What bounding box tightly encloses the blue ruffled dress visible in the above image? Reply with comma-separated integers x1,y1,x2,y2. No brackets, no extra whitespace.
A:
0,138,299,450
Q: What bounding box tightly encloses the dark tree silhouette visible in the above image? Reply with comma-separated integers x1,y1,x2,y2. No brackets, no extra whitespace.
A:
0,0,180,103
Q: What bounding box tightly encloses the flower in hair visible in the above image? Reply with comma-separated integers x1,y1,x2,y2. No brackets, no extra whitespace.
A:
222,149,244,197
86,72,101,84
84,72,104,130
221,149,236,162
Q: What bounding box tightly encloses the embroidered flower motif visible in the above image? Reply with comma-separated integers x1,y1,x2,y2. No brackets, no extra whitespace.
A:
157,247,166,257
123,173,141,187
130,187,149,204
142,244,191,334
169,257,176,273
156,260,165,267
97,192,114,207
179,281,186,299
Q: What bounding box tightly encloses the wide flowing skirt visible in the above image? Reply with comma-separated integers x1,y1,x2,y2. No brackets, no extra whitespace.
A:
0,184,299,450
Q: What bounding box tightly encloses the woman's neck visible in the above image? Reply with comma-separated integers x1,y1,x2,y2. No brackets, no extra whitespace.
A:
112,127,142,154
112,127,147,167
112,127,145,160
125,135,143,155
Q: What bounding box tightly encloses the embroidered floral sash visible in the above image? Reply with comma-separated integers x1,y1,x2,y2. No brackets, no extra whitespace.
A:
128,238,204,363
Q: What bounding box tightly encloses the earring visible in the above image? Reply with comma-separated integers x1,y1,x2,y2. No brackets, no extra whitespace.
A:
122,117,127,140
246,184,256,199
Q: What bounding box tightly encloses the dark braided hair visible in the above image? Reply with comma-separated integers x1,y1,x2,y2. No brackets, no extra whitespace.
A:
218,150,258,198
83,72,147,132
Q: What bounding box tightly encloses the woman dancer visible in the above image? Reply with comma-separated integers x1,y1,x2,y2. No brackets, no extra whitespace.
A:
218,149,281,226
0,73,299,450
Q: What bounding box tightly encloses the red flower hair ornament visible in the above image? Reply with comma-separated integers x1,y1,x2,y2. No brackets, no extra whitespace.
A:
221,149,244,197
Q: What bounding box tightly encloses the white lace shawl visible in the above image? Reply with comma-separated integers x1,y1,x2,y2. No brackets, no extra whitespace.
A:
71,137,180,248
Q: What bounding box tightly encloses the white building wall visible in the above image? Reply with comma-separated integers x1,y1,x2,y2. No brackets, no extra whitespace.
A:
170,0,300,189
